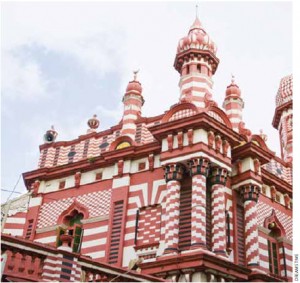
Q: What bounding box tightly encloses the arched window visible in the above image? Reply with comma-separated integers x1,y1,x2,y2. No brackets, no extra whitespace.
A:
264,209,286,276
197,64,201,73
186,65,190,75
57,209,84,253
267,228,280,275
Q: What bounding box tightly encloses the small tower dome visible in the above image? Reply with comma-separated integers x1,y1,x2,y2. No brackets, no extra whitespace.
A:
226,75,241,97
176,17,217,56
125,70,142,94
275,74,292,107
87,114,100,130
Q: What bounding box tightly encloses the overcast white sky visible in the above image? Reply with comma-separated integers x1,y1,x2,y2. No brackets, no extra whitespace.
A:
1,1,293,203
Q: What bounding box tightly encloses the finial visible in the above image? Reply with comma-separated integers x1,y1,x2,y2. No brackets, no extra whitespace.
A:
196,4,199,18
133,69,139,81
231,74,235,84
259,129,268,142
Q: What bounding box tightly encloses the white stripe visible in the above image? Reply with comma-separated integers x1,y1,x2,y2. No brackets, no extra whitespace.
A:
5,217,26,224
125,233,135,240
3,229,23,236
84,225,108,236
85,251,105,259
35,236,57,244
81,238,106,249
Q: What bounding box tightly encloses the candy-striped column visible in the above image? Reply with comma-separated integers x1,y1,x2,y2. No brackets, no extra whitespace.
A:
188,157,210,249
210,167,228,256
240,184,261,267
163,163,185,255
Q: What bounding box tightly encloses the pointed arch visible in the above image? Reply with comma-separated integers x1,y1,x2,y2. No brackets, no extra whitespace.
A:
57,200,89,225
264,209,286,237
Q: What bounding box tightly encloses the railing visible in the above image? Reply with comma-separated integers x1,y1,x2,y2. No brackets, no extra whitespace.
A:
1,237,46,282
1,234,164,282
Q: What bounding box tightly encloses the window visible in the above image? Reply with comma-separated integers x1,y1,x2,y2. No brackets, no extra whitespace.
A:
108,201,124,265
197,64,201,73
56,210,84,253
186,65,190,74
59,180,66,189
68,145,76,163
178,180,192,251
268,238,279,275
236,195,245,265
264,210,285,277
138,162,146,171
25,219,34,239
116,141,131,150
206,185,212,250
60,255,74,280
95,172,103,180
275,194,281,203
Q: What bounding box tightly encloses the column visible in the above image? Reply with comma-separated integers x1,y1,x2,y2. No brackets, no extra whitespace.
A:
210,166,228,256
240,184,260,267
188,157,210,249
163,163,185,255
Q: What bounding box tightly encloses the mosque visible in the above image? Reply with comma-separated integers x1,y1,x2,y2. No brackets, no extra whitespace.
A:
1,11,293,282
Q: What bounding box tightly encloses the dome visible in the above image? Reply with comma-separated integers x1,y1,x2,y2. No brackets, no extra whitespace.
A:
87,114,100,130
126,80,142,93
275,75,292,107
177,17,217,55
125,70,142,94
226,76,241,97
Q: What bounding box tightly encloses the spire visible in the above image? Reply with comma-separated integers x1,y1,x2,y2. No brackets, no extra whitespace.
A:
121,72,144,140
133,69,139,81
174,8,219,110
223,74,244,131
231,74,235,84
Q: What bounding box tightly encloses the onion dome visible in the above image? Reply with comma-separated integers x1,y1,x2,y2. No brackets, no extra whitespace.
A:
125,70,142,94
275,74,292,107
87,114,100,130
226,75,241,97
177,16,217,55
44,125,58,143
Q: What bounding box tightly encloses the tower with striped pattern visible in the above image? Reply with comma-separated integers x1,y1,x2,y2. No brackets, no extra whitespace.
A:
121,71,144,140
272,75,293,163
223,76,244,132
174,16,219,109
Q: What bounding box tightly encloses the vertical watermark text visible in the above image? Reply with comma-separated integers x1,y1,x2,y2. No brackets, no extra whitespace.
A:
295,254,299,281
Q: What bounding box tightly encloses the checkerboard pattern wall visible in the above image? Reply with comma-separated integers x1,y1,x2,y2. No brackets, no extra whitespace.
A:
37,190,111,228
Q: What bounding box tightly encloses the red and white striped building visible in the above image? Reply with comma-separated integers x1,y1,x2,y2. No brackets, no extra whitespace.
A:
1,15,292,282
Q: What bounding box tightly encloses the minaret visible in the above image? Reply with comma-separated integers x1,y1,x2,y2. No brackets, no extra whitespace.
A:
272,75,293,163
174,13,219,109
121,71,144,140
223,75,244,132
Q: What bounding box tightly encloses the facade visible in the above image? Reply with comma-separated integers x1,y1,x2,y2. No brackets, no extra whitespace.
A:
1,14,293,282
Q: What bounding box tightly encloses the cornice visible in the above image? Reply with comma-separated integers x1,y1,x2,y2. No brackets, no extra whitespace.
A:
149,111,242,147
23,141,161,188
261,168,292,196
232,141,274,165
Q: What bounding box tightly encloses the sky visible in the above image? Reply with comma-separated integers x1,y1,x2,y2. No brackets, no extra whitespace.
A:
1,1,293,203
